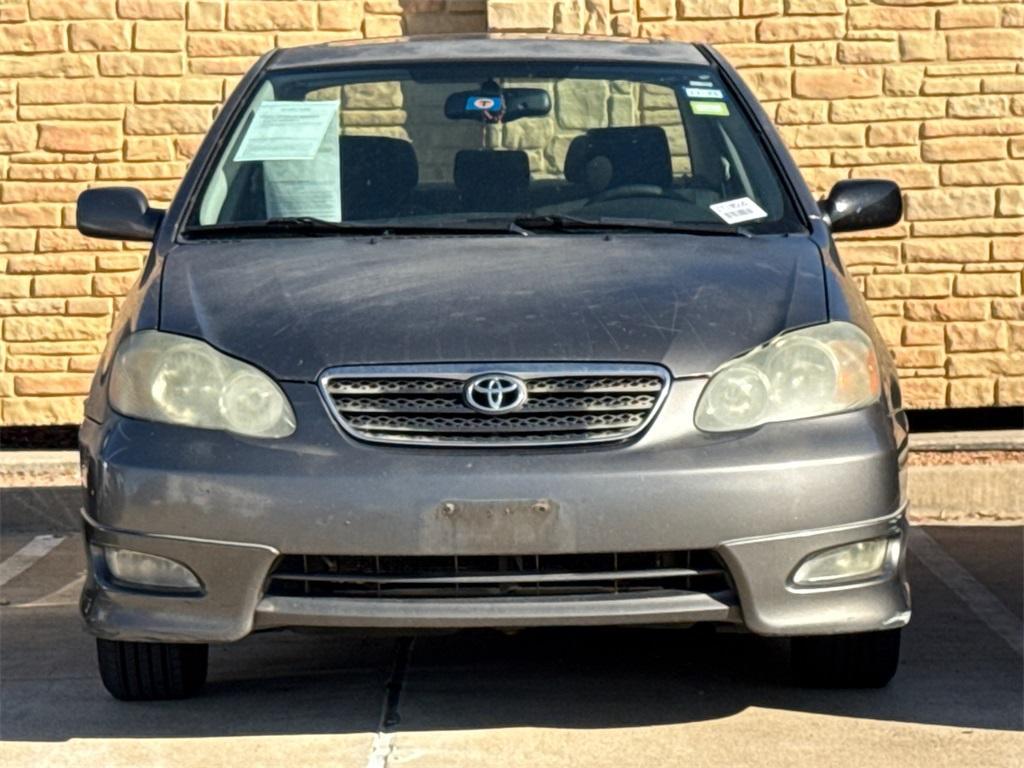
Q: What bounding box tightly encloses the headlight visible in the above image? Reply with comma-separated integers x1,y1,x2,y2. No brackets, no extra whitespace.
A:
109,330,296,438
695,322,880,432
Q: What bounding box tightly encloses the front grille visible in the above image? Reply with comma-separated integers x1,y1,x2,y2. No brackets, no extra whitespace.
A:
320,364,670,447
266,551,732,600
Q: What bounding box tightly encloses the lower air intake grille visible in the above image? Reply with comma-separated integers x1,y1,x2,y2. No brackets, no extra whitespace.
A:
266,551,732,600
320,364,670,447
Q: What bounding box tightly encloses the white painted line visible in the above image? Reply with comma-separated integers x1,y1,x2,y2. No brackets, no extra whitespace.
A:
909,528,1022,657
0,535,64,588
15,573,84,608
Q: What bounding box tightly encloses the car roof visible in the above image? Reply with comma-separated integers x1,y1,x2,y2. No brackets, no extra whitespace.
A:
266,33,709,71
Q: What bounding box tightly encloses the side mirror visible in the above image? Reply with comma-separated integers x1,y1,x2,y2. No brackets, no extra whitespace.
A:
819,179,902,233
76,187,165,242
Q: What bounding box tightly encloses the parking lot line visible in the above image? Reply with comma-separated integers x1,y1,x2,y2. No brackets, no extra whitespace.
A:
0,535,64,589
909,527,1022,656
13,573,84,609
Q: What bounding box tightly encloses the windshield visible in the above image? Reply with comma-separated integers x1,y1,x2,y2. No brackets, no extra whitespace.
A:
188,61,803,235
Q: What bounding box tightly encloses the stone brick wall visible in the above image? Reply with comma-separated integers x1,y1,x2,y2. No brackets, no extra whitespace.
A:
0,0,1021,425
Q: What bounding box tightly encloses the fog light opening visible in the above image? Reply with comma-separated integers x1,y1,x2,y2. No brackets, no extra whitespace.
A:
791,537,892,588
103,547,202,592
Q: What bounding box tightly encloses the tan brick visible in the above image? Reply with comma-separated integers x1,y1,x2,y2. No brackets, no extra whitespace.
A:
713,43,787,67
0,277,33,299
0,21,64,53
66,297,113,315
68,21,130,51
837,40,898,65
13,373,93,396
865,274,952,299
0,123,38,153
905,239,989,264
92,273,137,295
637,0,672,19
680,0,738,18
992,240,1024,262
743,69,791,101
776,101,827,125
902,323,944,346
793,68,880,99
850,164,937,190
838,242,900,267
186,32,273,57
996,377,1024,405
2,397,85,425
954,273,1020,298
883,67,923,97
96,253,142,271
894,346,945,369
3,316,109,342
67,356,100,374
905,189,994,223
866,122,919,147
98,52,183,76
32,275,92,297
116,0,184,19
0,205,61,228
899,378,947,408
941,161,1024,187
832,147,918,167
18,78,132,105
0,298,65,318
938,6,998,30
905,300,989,323
947,94,1009,119
186,0,223,30
317,0,363,30
948,353,1024,378
5,355,68,372
0,230,37,253
993,300,1024,320
135,21,185,51
947,30,1024,61
36,122,120,153
830,97,944,123
946,321,1008,352
124,104,214,135
757,16,842,43
948,378,995,407
921,118,1022,139
849,6,934,31
124,137,173,161
899,32,943,62
226,1,314,30
786,124,865,148
921,137,1008,163
997,188,1024,217
28,0,115,19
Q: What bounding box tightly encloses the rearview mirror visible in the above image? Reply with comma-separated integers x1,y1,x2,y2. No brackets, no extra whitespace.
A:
76,187,165,242
820,179,902,233
444,87,551,123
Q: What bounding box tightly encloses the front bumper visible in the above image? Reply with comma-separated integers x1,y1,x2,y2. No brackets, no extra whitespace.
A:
79,380,911,642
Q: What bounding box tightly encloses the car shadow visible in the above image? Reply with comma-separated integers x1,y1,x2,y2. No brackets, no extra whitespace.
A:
2,551,1021,742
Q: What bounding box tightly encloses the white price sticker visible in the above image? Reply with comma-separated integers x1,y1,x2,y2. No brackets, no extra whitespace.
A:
685,87,723,99
709,197,768,224
235,101,340,162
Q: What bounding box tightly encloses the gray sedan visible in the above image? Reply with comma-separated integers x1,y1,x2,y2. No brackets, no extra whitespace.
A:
75,35,910,700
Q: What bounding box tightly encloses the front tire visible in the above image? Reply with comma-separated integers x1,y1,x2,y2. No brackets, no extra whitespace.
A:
96,638,208,700
790,629,900,688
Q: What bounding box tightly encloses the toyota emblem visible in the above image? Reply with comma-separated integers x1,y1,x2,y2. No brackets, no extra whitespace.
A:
464,374,528,415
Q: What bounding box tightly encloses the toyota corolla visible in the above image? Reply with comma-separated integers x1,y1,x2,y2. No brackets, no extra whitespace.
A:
76,35,910,700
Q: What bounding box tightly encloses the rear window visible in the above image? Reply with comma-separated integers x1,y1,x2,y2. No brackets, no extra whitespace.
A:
189,61,802,234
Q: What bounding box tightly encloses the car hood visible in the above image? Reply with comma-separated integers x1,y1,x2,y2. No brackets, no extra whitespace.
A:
159,234,826,381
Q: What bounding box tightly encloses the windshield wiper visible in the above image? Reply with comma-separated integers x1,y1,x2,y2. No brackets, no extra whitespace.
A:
184,217,531,237
513,215,751,237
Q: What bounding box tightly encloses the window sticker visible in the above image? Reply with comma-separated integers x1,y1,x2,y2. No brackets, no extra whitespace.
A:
235,101,340,162
261,103,341,221
685,87,723,99
710,197,768,224
465,95,503,112
690,101,730,117
689,79,714,88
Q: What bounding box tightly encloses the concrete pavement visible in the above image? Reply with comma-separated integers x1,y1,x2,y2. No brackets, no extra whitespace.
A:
0,485,1021,767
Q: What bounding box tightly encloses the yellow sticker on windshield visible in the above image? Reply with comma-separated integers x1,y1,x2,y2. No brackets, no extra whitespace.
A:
690,101,729,117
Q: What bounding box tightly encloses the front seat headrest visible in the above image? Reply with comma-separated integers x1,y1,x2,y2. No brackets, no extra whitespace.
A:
563,126,673,192
340,135,418,220
454,149,530,212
